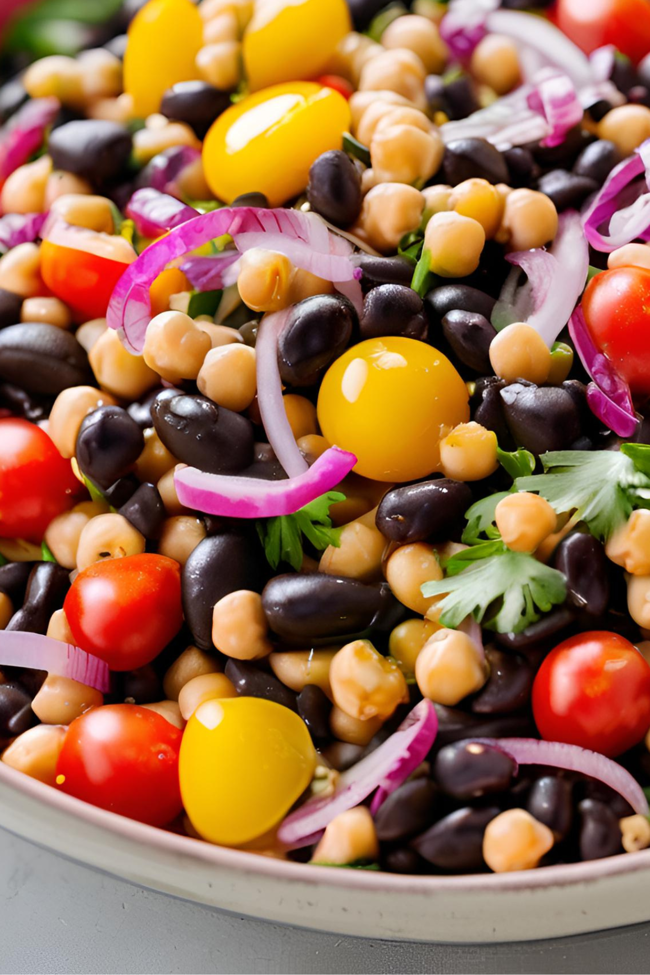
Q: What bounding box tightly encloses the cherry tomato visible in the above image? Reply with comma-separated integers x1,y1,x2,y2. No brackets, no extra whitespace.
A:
315,74,354,99
56,704,183,826
532,631,650,757
64,554,183,671
553,0,650,64
582,266,650,400
0,418,83,542
40,240,130,320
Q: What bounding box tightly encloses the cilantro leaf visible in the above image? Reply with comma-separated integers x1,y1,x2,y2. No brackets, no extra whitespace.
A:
411,247,435,297
421,550,567,633
462,491,510,545
497,446,535,480
257,492,344,571
41,541,57,563
515,449,650,541
443,540,507,574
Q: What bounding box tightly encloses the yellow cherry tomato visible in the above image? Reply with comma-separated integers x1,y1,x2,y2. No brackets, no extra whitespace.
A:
179,696,317,846
317,337,470,482
202,82,351,206
124,0,203,118
243,0,351,92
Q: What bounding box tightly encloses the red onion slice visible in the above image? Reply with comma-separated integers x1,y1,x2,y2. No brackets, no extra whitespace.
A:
174,445,356,517
42,213,137,264
125,188,198,237
0,211,47,251
526,70,583,148
474,737,649,816
582,141,650,252
277,700,438,849
137,145,201,200
0,631,110,693
0,97,59,186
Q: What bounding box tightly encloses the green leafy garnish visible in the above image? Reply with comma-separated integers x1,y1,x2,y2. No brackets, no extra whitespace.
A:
257,492,345,571
515,447,650,542
366,1,407,41
342,132,371,167
411,247,436,297
586,265,604,284
0,553,6,567
422,550,567,633
187,289,222,319
497,446,535,481
462,491,510,545
397,230,424,265
4,0,123,57
82,474,106,505
41,541,57,563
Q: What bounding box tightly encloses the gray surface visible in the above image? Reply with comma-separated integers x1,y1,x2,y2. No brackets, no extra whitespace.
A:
0,829,649,975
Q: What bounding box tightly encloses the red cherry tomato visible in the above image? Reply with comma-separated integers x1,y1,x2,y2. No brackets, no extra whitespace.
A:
64,554,183,671
0,417,83,541
56,705,183,826
582,266,650,400
40,239,129,320
532,631,650,757
553,0,650,64
315,74,354,99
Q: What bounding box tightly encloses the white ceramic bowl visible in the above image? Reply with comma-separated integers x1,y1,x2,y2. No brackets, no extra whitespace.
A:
0,762,649,944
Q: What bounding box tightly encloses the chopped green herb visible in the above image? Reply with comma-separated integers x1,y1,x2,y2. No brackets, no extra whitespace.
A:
184,199,223,214
366,1,407,40
411,247,436,297
41,541,57,563
0,553,6,567
586,265,603,285
462,491,510,545
497,446,536,481
257,492,345,571
342,132,371,167
82,474,106,505
187,289,223,319
398,231,424,265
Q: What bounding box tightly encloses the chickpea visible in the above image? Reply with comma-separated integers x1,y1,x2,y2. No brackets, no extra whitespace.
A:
2,725,67,786
49,385,118,458
237,248,293,312
471,34,521,95
0,592,13,630
370,123,443,185
608,243,650,271
163,645,221,701
415,628,488,705
21,296,71,329
297,433,329,464
0,155,52,215
329,705,384,745
43,170,93,209
23,55,84,105
87,93,135,124
75,513,146,572
200,0,253,32
133,121,201,166
89,328,159,399
382,14,447,73
211,590,272,660
423,210,485,278
319,508,386,583
283,394,318,439
134,428,177,484
0,242,44,298
158,516,206,566
495,492,557,553
357,99,416,146
75,317,107,353
500,189,558,251
388,618,441,676
46,608,74,642
157,466,189,516
422,183,452,220
31,674,103,725
288,268,334,304
359,48,428,110
44,510,91,569
607,509,650,576
269,648,338,696
143,310,211,383
385,542,442,615
357,183,424,254
311,807,379,865
598,104,650,157
329,639,408,721
547,341,574,385
142,700,185,729
196,343,257,412
620,813,650,853
196,41,242,90
329,32,383,87
489,322,552,385
50,193,115,234
350,89,413,136
483,809,554,873
203,10,240,43
439,421,498,482
178,672,238,720
77,48,122,101
174,155,212,201
448,178,504,238
197,321,245,348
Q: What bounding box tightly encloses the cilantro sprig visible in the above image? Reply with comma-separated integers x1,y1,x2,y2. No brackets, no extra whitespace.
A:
257,492,344,571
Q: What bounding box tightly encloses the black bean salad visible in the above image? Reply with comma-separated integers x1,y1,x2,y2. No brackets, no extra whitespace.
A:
1,0,650,876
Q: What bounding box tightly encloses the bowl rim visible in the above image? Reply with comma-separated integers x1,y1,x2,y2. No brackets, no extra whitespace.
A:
2,761,650,894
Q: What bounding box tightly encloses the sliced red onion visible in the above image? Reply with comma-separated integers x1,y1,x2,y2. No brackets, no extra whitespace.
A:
568,306,638,437
277,700,438,849
42,212,137,264
0,211,47,252
0,97,59,186
474,737,649,816
582,141,650,252
180,252,242,291
125,188,197,238
0,630,110,693
439,0,495,59
136,145,202,200
107,206,362,353
589,45,616,82
526,70,583,148
174,445,356,517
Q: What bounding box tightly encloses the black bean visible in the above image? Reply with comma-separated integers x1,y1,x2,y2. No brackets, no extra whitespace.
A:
529,125,591,170
239,320,259,346
374,778,439,841
382,846,426,874
0,382,50,423
580,779,633,818
118,665,162,704
503,146,537,187
500,383,582,454
48,120,132,184
471,647,533,714
412,806,500,870
376,477,471,544
433,741,515,799
433,704,535,748
578,799,622,861
320,741,365,771
359,284,427,342
573,139,620,184
0,77,28,124
346,0,389,29
119,482,166,539
278,294,356,387
232,191,269,208
0,323,91,395
0,561,32,601
104,33,128,60
472,377,511,443
442,138,509,186
6,563,70,635
424,283,496,329
76,404,144,489
442,309,496,373
352,255,415,292
527,775,573,839
585,99,614,123
261,573,389,645
537,169,599,211
103,474,139,508
160,81,231,138
495,607,576,654
296,684,331,740
611,58,638,97
0,683,35,738
425,74,479,120
307,150,362,228
224,659,297,711
127,388,163,428
552,531,609,616
183,532,266,649
0,288,22,330
152,393,254,474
